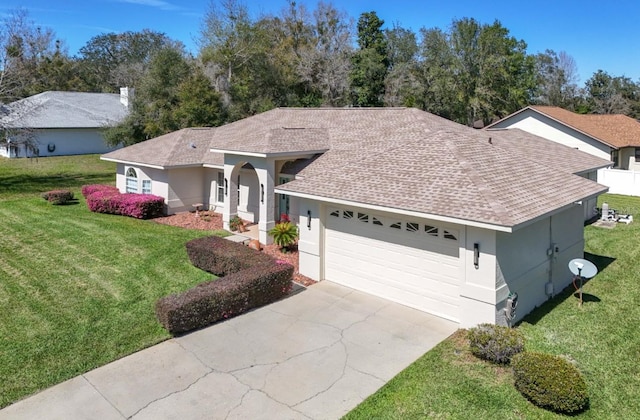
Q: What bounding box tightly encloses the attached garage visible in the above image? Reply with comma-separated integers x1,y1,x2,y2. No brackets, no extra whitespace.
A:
324,206,463,322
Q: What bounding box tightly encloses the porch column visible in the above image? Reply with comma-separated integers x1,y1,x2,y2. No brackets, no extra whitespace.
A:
222,160,239,231
255,159,276,244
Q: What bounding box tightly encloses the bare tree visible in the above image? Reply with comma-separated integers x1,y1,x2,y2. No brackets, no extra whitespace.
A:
297,1,353,106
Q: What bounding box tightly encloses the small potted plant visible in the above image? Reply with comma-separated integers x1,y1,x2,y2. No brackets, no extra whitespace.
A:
229,216,246,232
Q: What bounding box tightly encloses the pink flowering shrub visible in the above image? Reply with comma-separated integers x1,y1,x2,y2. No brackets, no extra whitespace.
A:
81,184,119,198
156,236,294,334
83,184,164,219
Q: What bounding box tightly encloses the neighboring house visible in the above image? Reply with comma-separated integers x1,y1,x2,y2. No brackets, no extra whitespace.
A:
486,105,640,197
102,107,609,328
0,88,131,158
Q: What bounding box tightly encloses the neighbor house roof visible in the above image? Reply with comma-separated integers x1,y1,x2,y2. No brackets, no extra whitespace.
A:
0,91,129,129
104,107,609,230
487,105,640,149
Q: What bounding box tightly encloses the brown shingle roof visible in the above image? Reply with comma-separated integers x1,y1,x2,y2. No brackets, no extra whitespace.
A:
277,126,607,229
105,107,609,229
528,106,640,148
102,127,217,167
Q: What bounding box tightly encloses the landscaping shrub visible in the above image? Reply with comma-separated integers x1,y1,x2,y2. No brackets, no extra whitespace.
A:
512,351,589,414
467,323,525,364
81,184,119,198
185,236,273,276
156,260,294,334
268,221,298,251
83,184,164,219
41,189,74,205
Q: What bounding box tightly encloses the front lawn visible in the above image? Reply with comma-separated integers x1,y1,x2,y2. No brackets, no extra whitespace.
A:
0,156,224,408
345,194,640,419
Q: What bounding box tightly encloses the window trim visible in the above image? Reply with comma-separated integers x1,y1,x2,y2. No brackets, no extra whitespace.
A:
125,167,138,193
216,172,225,203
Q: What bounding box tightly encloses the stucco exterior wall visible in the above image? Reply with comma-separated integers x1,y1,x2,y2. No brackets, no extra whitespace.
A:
4,128,120,158
295,197,323,281
460,226,497,328
167,167,205,214
620,147,638,171
491,110,612,161
495,204,584,325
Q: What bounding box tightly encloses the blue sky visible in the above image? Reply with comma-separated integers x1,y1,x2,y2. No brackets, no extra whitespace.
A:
1,0,639,85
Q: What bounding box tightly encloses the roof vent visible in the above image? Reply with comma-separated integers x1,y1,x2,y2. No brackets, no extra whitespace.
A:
189,142,196,149
488,137,493,144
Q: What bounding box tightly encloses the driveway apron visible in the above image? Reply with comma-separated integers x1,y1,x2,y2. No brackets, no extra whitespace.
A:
0,281,458,420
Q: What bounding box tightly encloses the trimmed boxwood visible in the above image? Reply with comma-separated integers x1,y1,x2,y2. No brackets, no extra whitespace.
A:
41,189,74,205
467,323,525,364
156,236,294,334
185,236,273,276
156,261,294,334
512,351,589,414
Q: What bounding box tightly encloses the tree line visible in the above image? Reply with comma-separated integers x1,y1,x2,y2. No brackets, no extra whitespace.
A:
1,1,639,147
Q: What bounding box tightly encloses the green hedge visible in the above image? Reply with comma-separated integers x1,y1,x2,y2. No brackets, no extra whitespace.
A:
185,236,273,276
156,236,294,334
467,323,525,364
512,351,589,414
41,189,74,205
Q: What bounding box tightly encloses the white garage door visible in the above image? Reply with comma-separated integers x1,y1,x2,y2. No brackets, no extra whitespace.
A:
325,207,461,322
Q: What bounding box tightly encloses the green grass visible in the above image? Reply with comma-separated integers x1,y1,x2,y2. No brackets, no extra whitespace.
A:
346,194,640,419
0,155,225,408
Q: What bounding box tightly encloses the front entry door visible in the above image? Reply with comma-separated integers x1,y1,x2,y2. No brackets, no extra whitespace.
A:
278,176,291,220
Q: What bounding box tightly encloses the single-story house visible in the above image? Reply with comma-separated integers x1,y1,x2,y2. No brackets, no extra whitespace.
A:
102,107,609,328
0,88,131,158
486,106,640,197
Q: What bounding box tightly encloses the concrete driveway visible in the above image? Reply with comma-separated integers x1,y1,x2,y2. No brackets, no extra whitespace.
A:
0,282,458,420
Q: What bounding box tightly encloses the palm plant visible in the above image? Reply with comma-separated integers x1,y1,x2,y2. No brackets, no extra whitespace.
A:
268,221,298,252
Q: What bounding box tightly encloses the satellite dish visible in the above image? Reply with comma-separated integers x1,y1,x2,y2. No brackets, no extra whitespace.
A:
568,258,598,279
568,258,598,307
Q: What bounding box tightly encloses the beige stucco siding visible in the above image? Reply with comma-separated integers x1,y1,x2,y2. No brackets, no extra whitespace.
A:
495,204,584,325
167,167,205,214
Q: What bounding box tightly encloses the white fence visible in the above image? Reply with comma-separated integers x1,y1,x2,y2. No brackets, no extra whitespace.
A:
597,168,640,196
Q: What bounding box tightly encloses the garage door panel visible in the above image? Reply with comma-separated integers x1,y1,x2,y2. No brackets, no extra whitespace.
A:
325,208,461,322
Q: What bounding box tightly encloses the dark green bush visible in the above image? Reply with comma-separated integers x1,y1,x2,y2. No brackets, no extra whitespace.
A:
41,190,74,205
156,236,294,334
467,323,525,364
185,236,272,276
156,261,294,334
512,352,589,414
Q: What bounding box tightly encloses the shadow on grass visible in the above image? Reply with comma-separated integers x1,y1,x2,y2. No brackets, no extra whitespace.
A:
0,174,111,195
519,252,614,326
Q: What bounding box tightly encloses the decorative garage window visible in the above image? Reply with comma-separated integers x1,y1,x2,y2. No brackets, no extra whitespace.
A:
217,172,224,203
406,222,419,232
142,179,151,194
443,230,458,240
425,225,439,237
328,207,459,241
125,168,138,193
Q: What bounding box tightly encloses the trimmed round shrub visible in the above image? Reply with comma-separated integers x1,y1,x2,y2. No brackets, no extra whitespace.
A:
512,352,589,414
41,189,74,205
467,323,525,364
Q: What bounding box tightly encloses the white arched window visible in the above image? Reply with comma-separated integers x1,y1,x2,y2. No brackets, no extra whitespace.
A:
125,167,138,193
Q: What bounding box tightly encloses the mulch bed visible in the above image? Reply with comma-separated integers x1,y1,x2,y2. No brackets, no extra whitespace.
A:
153,211,316,287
